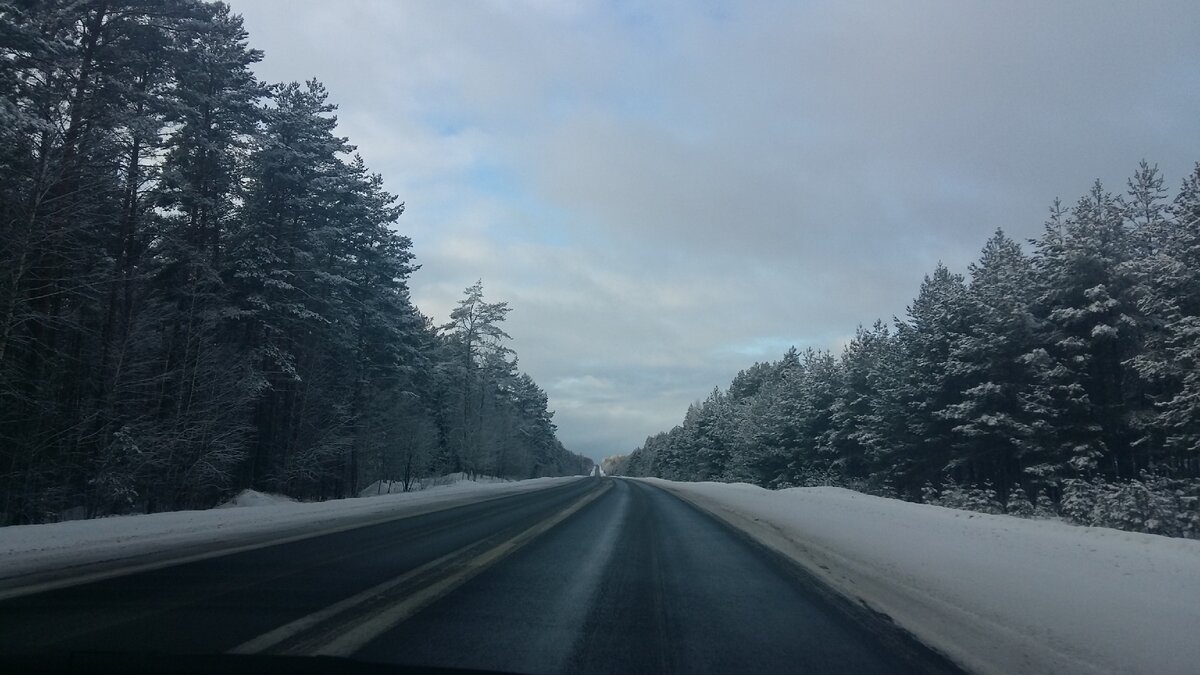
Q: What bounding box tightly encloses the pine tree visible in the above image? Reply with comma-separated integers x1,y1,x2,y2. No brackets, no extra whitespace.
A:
829,322,891,482
1026,182,1142,482
1126,163,1200,477
122,0,267,510
880,264,968,495
939,230,1037,499
439,281,514,476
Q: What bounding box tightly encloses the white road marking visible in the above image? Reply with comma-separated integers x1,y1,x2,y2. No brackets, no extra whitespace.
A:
230,480,612,657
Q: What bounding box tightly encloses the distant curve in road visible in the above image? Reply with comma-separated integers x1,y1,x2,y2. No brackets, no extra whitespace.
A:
0,477,958,674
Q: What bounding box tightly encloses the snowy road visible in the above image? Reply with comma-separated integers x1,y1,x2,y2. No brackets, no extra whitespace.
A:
0,478,955,674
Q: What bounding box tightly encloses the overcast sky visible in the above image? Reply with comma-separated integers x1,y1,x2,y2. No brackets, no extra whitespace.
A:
226,0,1200,462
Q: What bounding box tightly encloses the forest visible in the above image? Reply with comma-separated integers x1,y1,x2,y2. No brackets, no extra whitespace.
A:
0,0,589,525
614,162,1200,538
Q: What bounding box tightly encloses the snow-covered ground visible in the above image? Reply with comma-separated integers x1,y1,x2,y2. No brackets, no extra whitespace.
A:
642,478,1200,675
215,489,297,508
0,475,578,597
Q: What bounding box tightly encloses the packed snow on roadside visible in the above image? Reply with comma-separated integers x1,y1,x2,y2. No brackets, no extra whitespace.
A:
0,474,578,588
642,478,1200,675
216,489,298,508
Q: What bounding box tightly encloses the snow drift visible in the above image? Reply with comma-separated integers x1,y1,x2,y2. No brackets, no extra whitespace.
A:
216,489,297,508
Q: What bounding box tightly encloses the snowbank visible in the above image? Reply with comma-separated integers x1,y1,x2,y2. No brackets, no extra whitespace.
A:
642,478,1200,675
216,489,297,508
0,476,578,597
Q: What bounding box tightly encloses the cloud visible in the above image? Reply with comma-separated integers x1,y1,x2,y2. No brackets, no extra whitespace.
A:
228,0,1200,460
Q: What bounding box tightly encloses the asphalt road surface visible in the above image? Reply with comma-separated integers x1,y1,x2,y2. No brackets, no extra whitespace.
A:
0,478,957,674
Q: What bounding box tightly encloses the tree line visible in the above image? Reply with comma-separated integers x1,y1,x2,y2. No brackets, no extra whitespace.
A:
614,161,1200,537
0,0,588,524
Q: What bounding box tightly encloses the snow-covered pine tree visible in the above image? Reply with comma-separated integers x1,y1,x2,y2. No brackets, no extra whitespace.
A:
828,321,890,484
126,1,267,511
440,281,513,476
1128,164,1200,477
1006,484,1035,517
1024,183,1142,485
883,264,969,496
939,229,1037,500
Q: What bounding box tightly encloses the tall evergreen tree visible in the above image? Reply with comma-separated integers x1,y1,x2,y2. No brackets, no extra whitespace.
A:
1027,182,1142,479
939,230,1038,498
1130,164,1200,474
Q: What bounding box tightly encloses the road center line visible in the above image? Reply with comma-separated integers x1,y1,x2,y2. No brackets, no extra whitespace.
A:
230,479,612,657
